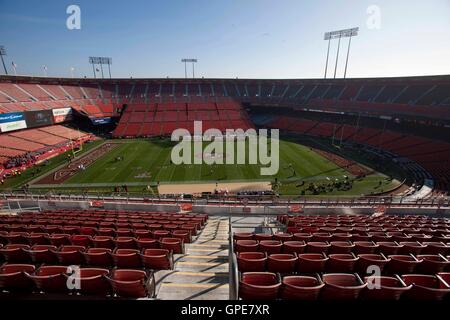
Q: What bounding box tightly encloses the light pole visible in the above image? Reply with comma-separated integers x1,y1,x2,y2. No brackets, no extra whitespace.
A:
11,61,17,76
0,46,8,75
43,65,48,77
89,57,112,79
70,67,75,78
323,28,359,79
181,59,198,78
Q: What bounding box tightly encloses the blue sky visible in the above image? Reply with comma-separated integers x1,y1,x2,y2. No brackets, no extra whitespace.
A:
0,0,449,79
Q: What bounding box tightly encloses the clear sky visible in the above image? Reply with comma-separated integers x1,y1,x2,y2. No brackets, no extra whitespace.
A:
0,0,449,79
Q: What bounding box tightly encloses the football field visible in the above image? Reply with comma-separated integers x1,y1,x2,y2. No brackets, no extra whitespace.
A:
43,138,399,196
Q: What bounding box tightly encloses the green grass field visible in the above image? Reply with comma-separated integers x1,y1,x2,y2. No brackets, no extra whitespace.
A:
49,138,399,196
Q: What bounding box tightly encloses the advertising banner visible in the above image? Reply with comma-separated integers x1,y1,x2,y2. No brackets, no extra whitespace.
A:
91,117,112,125
24,110,54,128
52,108,73,123
0,112,27,133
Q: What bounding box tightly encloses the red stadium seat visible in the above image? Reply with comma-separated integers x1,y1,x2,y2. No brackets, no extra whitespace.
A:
26,266,69,293
92,236,115,249
160,238,184,254
331,233,353,242
239,272,281,300
25,245,58,264
0,264,36,291
329,241,355,254
136,238,159,250
82,248,113,267
97,228,115,237
321,273,367,300
70,235,92,247
237,252,267,272
355,254,390,274
385,255,423,274
259,240,283,255
141,249,173,270
398,241,426,255
377,241,403,255
46,234,71,247
116,229,134,237
111,249,142,268
114,237,137,249
293,233,313,242
26,233,49,245
267,254,298,273
55,245,86,265
282,241,306,254
153,230,171,240
106,269,149,298
362,276,412,300
171,230,191,243
254,233,273,241
71,268,111,296
235,240,259,253
312,232,332,242
421,242,449,255
306,241,331,254
326,254,359,273
4,232,29,244
79,227,97,237
280,276,324,300
0,244,31,263
416,255,450,274
353,241,379,254
61,226,79,235
297,253,329,273
401,274,450,300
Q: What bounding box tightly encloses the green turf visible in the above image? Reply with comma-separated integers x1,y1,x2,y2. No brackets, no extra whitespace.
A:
64,139,348,184
55,138,398,196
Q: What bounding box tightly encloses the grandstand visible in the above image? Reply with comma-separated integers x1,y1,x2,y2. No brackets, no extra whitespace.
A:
0,74,448,303
0,75,448,196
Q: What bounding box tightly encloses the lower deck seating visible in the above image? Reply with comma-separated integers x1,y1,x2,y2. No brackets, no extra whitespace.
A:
0,125,90,168
235,214,450,300
0,209,208,299
267,116,450,194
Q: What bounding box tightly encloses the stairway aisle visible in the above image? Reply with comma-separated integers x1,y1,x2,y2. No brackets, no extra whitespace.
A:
155,216,230,300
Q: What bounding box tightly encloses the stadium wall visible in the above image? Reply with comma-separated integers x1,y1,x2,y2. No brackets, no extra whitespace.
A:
4,199,449,216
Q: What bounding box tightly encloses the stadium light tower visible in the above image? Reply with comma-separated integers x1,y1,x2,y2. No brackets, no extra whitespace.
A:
0,46,8,75
181,59,198,78
324,27,359,79
89,57,112,79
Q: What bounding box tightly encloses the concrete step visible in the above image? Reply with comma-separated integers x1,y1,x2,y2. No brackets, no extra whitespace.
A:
156,282,229,300
155,270,228,284
178,255,228,263
175,261,229,273
186,248,229,256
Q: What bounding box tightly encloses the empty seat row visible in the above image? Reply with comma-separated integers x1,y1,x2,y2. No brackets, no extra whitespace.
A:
0,265,154,298
234,239,450,256
234,231,450,242
0,244,175,269
236,251,450,275
0,223,200,236
0,230,191,246
239,272,450,301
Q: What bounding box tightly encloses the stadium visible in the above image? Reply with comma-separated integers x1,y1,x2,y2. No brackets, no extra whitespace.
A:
0,0,449,308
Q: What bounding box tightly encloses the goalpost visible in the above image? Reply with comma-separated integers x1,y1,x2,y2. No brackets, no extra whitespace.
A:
69,127,83,157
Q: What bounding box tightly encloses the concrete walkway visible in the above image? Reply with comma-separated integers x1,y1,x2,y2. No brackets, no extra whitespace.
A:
155,216,230,300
